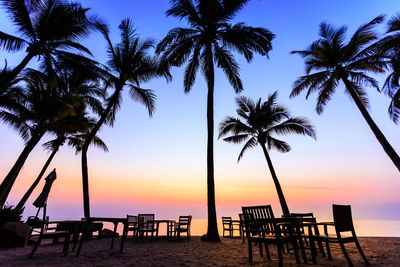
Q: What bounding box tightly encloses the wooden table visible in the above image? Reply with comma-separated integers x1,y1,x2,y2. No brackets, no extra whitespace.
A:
76,217,127,257
154,219,176,240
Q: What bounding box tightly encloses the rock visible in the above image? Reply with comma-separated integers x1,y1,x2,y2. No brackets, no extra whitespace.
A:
0,222,30,248
101,228,119,238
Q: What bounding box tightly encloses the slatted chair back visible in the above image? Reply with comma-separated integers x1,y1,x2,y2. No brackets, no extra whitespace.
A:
127,215,138,226
333,205,354,232
138,214,155,229
178,215,192,229
242,205,278,237
222,217,232,229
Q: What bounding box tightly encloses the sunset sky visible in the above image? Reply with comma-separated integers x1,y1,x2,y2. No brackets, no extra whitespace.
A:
0,0,399,222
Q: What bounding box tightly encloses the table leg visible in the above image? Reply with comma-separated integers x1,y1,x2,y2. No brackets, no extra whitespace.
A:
120,222,128,253
111,222,118,249
76,221,89,257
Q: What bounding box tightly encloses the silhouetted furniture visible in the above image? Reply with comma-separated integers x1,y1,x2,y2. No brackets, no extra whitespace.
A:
120,215,138,252
154,219,176,240
308,205,369,266
137,214,157,242
173,215,192,240
28,170,71,258
239,213,246,243
242,205,301,266
76,217,126,257
222,217,233,237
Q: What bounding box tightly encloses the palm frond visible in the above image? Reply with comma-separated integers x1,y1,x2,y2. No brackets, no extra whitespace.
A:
0,31,27,52
213,44,243,93
237,136,257,162
128,84,156,117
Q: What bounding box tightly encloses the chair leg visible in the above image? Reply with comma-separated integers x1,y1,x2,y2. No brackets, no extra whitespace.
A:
258,242,263,257
339,242,354,267
248,240,253,264
310,238,317,264
64,235,70,256
354,239,369,265
30,236,42,258
326,241,332,260
264,243,271,260
277,243,283,267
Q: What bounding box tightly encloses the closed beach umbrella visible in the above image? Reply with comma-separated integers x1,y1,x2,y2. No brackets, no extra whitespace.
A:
33,169,57,208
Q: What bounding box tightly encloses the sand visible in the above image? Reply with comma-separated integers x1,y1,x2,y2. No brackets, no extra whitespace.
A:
0,236,399,266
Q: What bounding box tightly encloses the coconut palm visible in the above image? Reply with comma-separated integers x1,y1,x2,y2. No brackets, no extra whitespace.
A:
0,0,97,90
156,0,274,241
372,15,400,123
15,114,108,211
0,69,82,207
290,16,400,172
79,19,167,217
218,92,316,215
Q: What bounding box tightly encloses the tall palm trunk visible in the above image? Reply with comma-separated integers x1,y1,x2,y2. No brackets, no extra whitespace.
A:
0,132,44,207
205,46,220,241
260,143,290,216
80,86,122,217
342,77,400,172
15,140,62,211
1,52,35,91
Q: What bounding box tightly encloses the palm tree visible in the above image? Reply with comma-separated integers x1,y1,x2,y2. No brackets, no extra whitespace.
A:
156,0,274,241
290,16,400,172
0,70,80,207
15,115,108,211
372,15,400,123
0,0,97,90
218,92,316,215
79,19,166,217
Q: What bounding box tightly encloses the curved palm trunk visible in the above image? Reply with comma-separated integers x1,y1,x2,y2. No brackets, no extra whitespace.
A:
205,46,220,241
15,142,62,211
342,77,400,172
1,52,35,91
260,143,290,216
80,86,122,217
0,132,44,208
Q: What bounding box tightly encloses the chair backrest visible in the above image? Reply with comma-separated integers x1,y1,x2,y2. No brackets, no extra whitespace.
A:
127,215,138,226
333,204,354,232
222,217,232,228
241,205,277,236
178,215,192,229
289,212,314,218
138,214,154,223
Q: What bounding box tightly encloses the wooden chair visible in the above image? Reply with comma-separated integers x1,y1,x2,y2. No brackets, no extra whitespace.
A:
309,204,369,266
29,207,71,258
120,215,138,252
174,215,192,240
137,214,157,242
222,217,233,237
242,205,300,266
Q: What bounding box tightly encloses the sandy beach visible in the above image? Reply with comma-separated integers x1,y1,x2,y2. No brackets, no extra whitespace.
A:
0,236,399,266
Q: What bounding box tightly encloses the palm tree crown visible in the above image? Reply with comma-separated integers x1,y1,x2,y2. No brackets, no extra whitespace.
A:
219,92,316,161
291,15,400,173
0,0,98,89
156,0,274,93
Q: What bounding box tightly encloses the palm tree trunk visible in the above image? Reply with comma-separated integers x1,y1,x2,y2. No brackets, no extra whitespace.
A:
15,142,62,211
1,52,35,91
342,77,400,172
80,86,121,217
260,143,290,216
205,45,220,241
0,132,44,208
